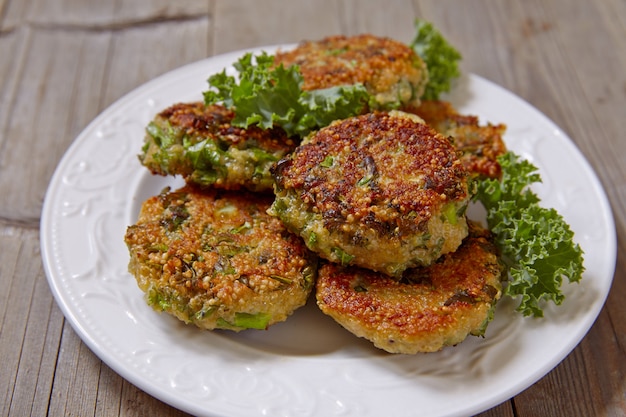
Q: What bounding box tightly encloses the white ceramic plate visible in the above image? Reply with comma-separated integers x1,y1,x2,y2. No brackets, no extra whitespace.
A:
41,46,616,417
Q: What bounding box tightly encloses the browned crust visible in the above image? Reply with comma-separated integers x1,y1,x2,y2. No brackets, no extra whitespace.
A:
315,222,504,353
124,185,316,329
405,100,508,179
154,102,295,156
274,34,426,99
157,102,234,137
139,102,296,192
272,111,468,234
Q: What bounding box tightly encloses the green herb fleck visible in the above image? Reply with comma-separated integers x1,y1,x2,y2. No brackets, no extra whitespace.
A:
442,203,459,225
332,247,355,266
269,275,293,285
234,312,272,330
320,155,334,168
194,306,218,321
231,221,252,234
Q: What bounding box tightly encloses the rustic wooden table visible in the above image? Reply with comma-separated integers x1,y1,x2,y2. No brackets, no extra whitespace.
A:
1,0,625,416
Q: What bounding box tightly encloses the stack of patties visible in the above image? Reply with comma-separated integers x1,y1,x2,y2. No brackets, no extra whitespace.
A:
273,35,507,354
270,109,504,354
125,33,508,353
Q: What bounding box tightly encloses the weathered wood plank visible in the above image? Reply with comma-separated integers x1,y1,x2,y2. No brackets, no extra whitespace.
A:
413,0,507,85
47,324,105,416
514,344,601,416
0,227,56,417
339,0,418,40
0,0,31,31
113,0,209,27
48,327,188,416
23,0,207,28
211,0,342,54
0,0,210,223
29,302,65,417
523,2,626,416
209,0,426,55
26,0,116,27
541,0,626,215
93,364,124,417
0,17,209,225
0,27,27,151
0,0,8,24
100,18,209,108
7,272,64,417
0,28,111,224
476,402,515,417
119,380,191,417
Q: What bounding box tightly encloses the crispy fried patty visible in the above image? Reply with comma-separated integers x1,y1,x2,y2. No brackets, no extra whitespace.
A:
274,34,428,109
124,185,317,331
139,102,296,192
316,222,504,354
405,100,508,179
270,111,470,277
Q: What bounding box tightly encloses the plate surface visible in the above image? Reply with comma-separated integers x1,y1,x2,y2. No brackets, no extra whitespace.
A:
41,46,616,417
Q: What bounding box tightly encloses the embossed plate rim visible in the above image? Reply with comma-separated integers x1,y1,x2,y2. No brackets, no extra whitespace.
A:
41,46,616,417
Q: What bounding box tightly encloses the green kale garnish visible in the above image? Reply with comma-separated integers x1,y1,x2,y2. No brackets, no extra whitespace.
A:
203,52,368,138
474,152,585,317
410,19,462,100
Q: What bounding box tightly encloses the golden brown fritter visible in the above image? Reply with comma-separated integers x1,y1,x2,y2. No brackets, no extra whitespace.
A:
405,100,507,179
139,102,296,192
316,222,504,354
124,185,317,331
270,110,470,277
274,34,428,109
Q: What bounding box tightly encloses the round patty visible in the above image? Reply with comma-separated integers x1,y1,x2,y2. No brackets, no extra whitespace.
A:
316,222,504,354
139,102,296,192
274,34,428,109
124,185,317,331
270,111,470,277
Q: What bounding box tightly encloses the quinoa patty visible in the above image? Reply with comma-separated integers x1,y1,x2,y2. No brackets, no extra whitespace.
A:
274,34,428,109
270,111,470,277
124,185,317,331
405,100,508,179
316,222,504,354
139,102,296,192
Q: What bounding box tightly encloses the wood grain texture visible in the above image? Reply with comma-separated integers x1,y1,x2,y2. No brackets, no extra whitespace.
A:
0,227,61,416
211,0,343,54
1,0,624,416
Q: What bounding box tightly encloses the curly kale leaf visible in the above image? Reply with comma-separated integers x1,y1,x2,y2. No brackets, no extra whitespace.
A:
474,152,585,317
410,19,462,100
203,52,368,138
